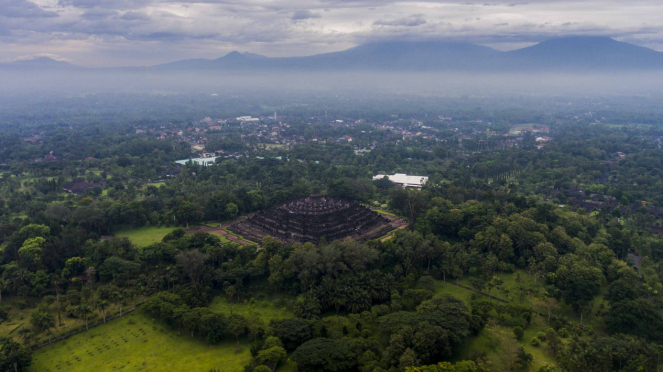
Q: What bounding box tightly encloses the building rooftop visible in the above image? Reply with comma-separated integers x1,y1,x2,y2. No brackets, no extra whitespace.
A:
373,173,428,188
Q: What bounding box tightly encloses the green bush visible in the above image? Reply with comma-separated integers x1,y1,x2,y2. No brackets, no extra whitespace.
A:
530,337,541,346
558,328,569,338
513,326,524,340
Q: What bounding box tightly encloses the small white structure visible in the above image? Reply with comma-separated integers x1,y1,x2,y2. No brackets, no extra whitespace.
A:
175,157,217,166
237,116,260,122
373,173,428,188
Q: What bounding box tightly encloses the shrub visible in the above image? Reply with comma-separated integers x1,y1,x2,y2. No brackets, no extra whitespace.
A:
263,336,283,349
558,328,569,338
0,307,9,323
417,276,437,292
370,304,390,317
513,326,524,340
530,337,540,346
291,338,356,372
536,331,546,341
273,318,311,350
16,300,28,310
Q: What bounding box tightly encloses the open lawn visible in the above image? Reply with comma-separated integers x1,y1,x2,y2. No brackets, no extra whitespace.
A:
209,293,294,323
28,311,253,372
452,320,558,371
262,144,286,149
115,227,177,247
371,208,398,217
435,270,607,330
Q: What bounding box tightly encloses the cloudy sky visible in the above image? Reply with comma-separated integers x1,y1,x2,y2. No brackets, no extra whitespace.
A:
2,0,663,67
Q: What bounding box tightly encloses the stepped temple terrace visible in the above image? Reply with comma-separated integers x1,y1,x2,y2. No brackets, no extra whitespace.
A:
229,194,403,245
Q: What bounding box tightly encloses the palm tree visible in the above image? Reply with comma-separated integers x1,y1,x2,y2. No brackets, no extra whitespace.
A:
76,304,93,330
86,266,96,289
110,291,124,316
0,279,6,305
225,286,236,315
14,270,30,299
17,328,34,347
345,288,371,314
49,273,63,326
331,288,347,313
30,310,55,344
96,299,109,323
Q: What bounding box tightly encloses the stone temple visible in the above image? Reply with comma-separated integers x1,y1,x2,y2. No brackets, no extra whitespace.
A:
229,194,398,245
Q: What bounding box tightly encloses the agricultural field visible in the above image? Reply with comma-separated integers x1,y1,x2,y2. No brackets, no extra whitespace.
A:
28,311,253,372
115,227,177,247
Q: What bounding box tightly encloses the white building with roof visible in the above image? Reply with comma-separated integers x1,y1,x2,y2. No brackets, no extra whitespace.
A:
373,173,428,188
175,157,217,166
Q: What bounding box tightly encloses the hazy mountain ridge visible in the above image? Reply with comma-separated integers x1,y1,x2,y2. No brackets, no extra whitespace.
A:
4,36,663,72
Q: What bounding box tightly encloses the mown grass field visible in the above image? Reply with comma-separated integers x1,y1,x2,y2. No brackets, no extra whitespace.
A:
29,311,252,372
115,226,177,247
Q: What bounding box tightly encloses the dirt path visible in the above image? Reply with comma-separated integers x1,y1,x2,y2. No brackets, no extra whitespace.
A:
380,223,409,242
186,218,256,246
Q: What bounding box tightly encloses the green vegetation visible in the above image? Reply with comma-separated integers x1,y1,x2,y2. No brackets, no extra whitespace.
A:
2,96,663,372
115,226,177,247
208,294,294,322
28,311,252,372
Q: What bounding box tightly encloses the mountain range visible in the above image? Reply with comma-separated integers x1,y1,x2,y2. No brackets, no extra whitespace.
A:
4,36,663,72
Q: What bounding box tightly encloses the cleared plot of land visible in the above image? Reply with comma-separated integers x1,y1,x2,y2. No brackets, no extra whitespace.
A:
261,144,286,149
115,226,177,247
209,293,294,323
29,311,252,372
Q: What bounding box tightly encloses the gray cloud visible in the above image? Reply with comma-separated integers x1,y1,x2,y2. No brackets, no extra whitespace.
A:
374,14,427,27
81,9,119,19
291,10,322,21
120,11,150,21
2,0,59,18
2,0,663,67
57,0,153,9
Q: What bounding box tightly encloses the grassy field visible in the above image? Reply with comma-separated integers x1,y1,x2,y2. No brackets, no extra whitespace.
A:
435,269,610,370
145,182,166,188
115,227,177,247
261,144,286,149
28,311,253,372
452,319,557,371
0,295,144,344
209,293,294,323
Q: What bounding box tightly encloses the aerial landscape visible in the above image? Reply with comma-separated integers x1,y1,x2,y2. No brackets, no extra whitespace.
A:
2,0,663,371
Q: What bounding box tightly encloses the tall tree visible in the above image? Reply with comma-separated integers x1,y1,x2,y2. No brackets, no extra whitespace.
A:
30,310,54,344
